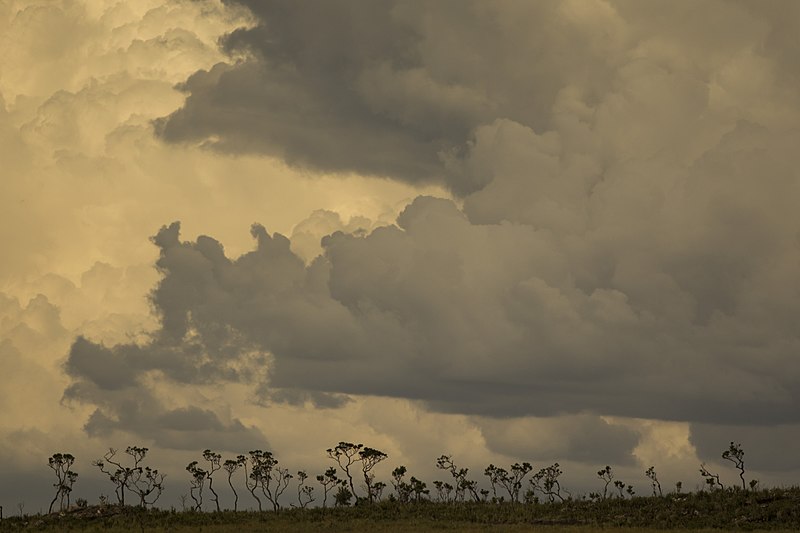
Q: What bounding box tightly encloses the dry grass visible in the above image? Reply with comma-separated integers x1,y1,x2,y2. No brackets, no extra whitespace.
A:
38,524,800,533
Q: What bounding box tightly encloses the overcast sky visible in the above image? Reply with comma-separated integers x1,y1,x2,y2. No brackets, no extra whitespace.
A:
2,0,800,512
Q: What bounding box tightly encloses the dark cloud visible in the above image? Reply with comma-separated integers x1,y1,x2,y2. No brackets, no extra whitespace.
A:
65,191,800,432
257,385,352,410
155,1,800,196
64,307,268,450
690,423,800,473
156,0,449,185
65,337,137,390
155,1,631,193
63,375,267,452
69,0,800,461
478,415,639,466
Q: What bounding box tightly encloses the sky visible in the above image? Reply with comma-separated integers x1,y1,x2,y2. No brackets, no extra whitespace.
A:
1,0,799,512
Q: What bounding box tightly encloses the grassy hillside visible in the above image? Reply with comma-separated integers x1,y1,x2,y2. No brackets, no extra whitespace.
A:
2,487,799,531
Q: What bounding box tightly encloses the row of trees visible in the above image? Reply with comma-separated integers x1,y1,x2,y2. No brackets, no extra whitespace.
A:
45,441,752,513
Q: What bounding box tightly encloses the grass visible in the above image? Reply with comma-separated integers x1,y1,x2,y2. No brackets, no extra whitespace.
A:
2,487,799,531
4,525,798,533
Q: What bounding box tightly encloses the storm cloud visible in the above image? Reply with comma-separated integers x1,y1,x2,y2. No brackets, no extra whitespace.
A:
5,1,800,506
154,0,628,192
66,180,800,427
145,2,800,435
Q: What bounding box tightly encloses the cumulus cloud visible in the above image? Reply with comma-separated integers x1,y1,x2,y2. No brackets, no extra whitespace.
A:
157,1,800,189
143,1,800,432
477,415,640,466
7,0,800,509
65,185,800,429
156,0,447,184
156,1,632,189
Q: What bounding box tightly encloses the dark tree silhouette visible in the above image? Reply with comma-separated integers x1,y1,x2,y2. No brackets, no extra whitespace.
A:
646,466,663,497
530,463,566,503
326,442,363,499
597,465,614,500
247,449,292,511
359,447,388,504
48,453,78,513
700,463,724,490
296,470,315,508
223,455,246,511
722,442,746,490
243,452,263,512
316,466,339,509
186,461,207,511
436,455,479,502
202,449,222,512
498,462,532,503
93,446,159,507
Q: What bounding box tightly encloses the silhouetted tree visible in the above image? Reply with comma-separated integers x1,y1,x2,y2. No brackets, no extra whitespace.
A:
94,446,158,507
248,449,291,511
316,467,339,508
436,455,479,502
48,453,77,513
186,461,207,511
699,463,724,490
359,447,388,503
722,442,746,490
202,449,222,512
645,466,662,497
223,455,246,511
597,465,614,500
296,470,315,508
326,442,363,499
243,452,263,512
130,464,165,507
391,466,413,503
334,484,353,507
530,463,565,503
432,480,454,503
484,464,504,502
498,462,532,503
409,477,429,502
